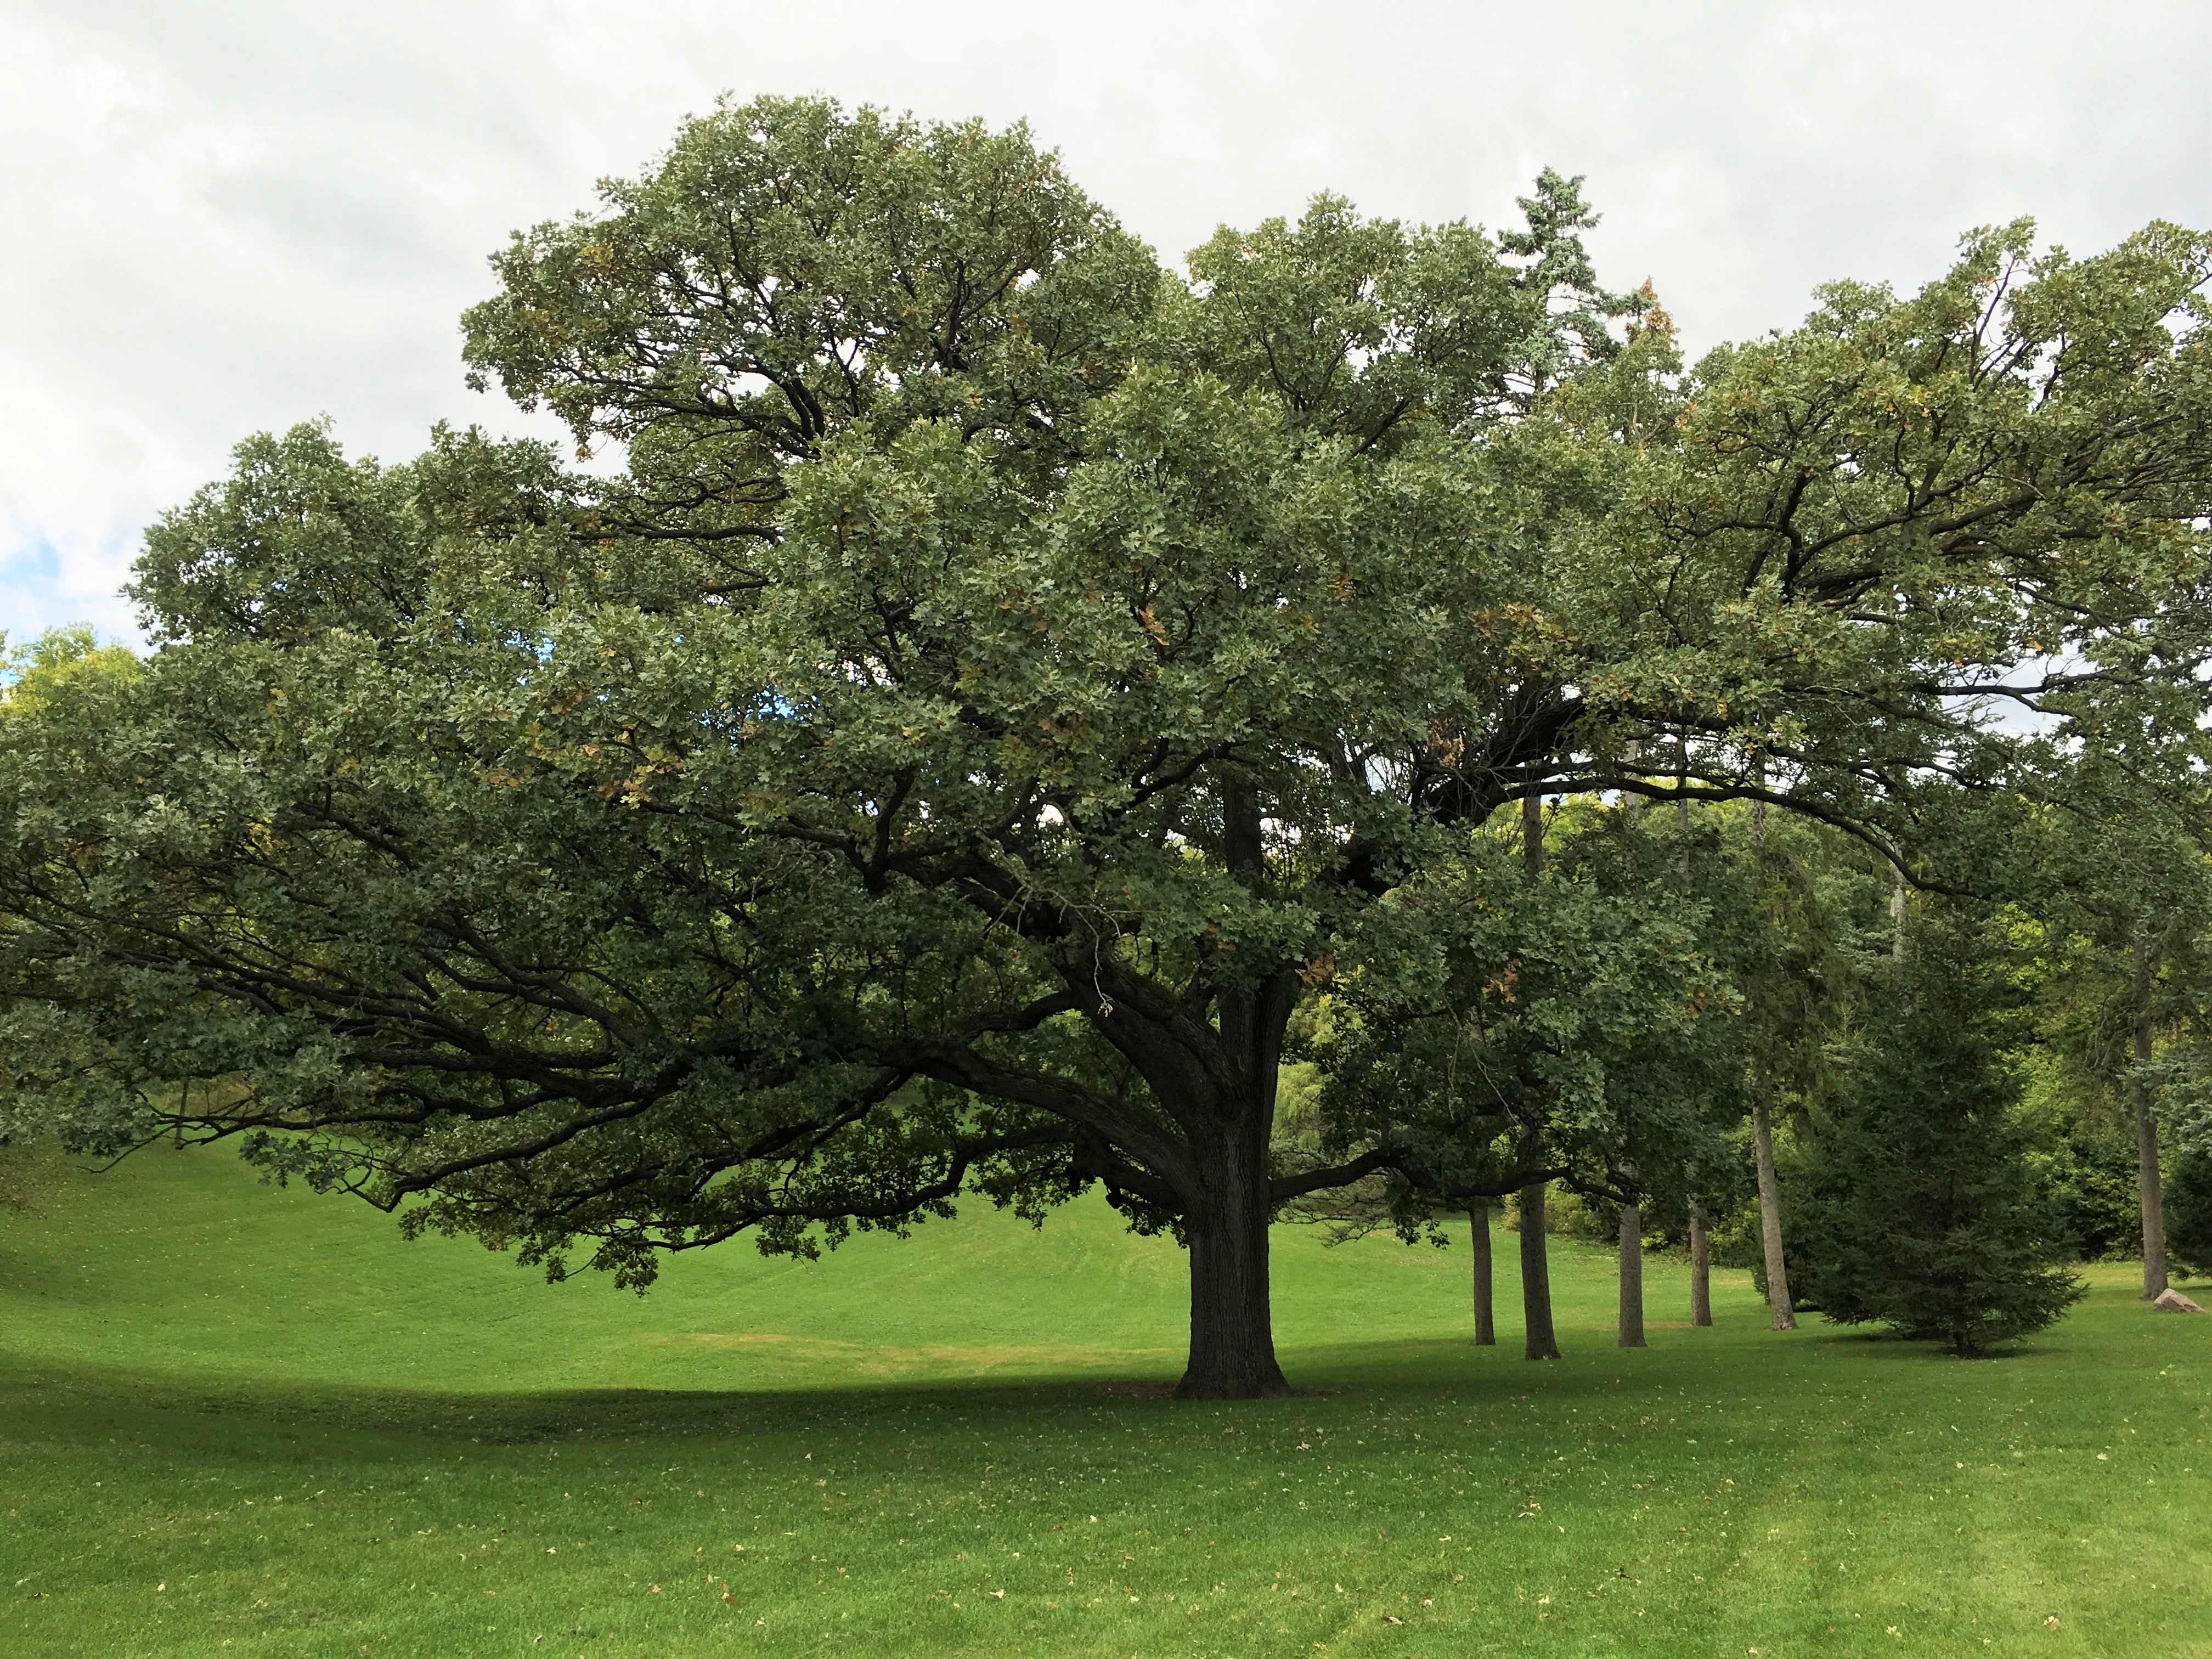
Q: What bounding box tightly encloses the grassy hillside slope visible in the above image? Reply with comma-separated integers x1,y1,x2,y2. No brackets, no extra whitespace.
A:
2,1144,2208,1657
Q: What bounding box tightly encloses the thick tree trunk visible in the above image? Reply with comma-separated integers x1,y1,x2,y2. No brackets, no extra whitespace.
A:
1469,1204,1496,1346
1752,1096,1797,1331
1176,1116,1292,1399
1687,1188,1712,1327
1519,1179,1561,1361
1163,772,1297,1400
1617,1198,1646,1348
2135,935,2168,1301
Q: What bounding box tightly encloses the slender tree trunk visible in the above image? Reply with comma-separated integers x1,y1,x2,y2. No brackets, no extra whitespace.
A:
1176,1111,1292,1399
1891,865,1908,960
1517,793,1560,1361
1469,1204,1496,1345
1520,1176,1560,1361
1617,1195,1646,1348
1687,1186,1712,1327
2134,934,2168,1301
1752,1096,1797,1331
1745,787,1797,1331
1677,772,1712,1329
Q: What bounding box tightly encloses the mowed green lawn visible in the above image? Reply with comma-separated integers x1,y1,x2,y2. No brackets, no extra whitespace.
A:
2,1147,2207,1658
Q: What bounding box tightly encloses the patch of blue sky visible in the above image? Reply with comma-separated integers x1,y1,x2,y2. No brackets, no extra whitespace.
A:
0,531,138,649
3,534,62,583
1,536,69,645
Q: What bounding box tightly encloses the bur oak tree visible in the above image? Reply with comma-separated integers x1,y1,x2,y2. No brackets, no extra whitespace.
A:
2,97,2208,1398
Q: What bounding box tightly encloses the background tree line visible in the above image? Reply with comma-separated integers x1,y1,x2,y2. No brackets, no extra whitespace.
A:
1278,775,2212,1359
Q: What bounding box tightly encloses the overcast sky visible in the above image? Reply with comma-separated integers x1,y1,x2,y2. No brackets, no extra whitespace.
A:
3,0,2206,643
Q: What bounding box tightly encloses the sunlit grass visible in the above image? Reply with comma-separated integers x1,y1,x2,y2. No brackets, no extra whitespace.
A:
3,1144,2208,1656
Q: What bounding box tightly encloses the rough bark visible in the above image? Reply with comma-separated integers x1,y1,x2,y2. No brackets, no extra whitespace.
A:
2135,933,2168,1301
1752,1095,1798,1331
1175,1109,1293,1398
1178,1214,1290,1398
1469,1204,1496,1346
1687,1187,1713,1327
1617,1197,1646,1348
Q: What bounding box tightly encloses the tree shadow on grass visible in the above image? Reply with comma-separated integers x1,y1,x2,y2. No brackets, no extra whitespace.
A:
0,1306,2121,1463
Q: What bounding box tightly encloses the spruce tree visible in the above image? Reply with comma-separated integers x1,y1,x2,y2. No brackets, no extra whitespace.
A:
1796,910,2085,1355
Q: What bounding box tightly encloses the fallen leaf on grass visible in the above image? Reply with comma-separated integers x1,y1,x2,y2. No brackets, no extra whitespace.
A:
1380,1613,1405,1625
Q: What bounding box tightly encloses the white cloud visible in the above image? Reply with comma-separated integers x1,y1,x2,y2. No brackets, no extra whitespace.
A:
2,0,2205,641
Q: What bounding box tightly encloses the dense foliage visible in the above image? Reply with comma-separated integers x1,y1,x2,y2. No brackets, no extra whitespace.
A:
2,95,2209,1392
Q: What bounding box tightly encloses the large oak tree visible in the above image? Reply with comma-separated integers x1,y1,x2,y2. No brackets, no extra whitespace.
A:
2,97,2208,1397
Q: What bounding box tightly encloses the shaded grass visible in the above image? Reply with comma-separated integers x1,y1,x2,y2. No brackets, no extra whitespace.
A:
2,1144,2209,1657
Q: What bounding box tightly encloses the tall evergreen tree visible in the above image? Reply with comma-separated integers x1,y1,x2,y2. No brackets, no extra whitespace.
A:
1796,910,2085,1355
